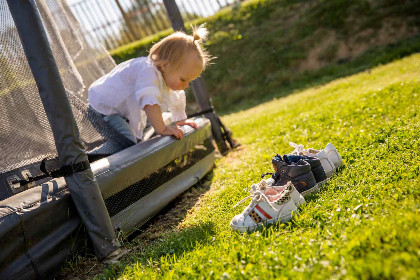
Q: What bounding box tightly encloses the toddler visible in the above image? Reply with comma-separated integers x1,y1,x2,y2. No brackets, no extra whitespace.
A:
88,25,212,144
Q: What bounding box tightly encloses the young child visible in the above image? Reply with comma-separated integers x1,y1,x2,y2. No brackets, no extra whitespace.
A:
88,25,212,144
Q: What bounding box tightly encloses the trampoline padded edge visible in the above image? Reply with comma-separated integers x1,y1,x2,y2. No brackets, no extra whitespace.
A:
92,117,212,199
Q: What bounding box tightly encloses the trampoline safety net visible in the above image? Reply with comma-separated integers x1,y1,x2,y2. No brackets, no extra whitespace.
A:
0,0,143,197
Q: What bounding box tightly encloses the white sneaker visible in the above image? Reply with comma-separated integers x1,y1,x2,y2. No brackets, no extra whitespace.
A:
289,142,339,177
231,184,298,233
250,180,305,207
315,150,336,177
324,142,343,169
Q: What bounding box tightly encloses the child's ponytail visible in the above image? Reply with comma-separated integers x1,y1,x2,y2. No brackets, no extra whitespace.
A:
192,24,209,43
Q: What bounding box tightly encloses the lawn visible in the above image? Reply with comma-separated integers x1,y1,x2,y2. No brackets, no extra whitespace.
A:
90,53,420,279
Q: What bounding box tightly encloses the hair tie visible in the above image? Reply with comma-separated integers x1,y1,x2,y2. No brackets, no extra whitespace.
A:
193,34,200,43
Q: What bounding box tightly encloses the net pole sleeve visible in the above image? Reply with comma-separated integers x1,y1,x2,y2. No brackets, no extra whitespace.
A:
6,0,119,260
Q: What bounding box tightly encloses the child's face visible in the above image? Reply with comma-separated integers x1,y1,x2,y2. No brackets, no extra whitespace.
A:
161,53,202,91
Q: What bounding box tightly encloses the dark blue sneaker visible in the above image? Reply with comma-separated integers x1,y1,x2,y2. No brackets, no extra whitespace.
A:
283,154,327,184
262,155,318,197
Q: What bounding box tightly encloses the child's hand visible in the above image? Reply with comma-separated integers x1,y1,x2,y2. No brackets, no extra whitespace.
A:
176,120,198,129
161,125,184,139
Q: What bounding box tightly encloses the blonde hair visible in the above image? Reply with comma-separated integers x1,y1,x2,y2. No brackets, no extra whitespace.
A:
149,24,212,71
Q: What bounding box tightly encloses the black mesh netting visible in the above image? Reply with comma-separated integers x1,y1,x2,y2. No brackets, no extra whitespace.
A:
105,138,214,217
0,0,135,174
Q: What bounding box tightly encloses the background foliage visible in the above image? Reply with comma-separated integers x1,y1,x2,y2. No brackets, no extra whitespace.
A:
110,0,420,114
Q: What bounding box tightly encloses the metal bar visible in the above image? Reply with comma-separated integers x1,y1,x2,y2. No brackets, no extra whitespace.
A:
144,0,165,31
71,2,103,44
151,0,171,29
114,0,140,41
140,0,164,30
192,0,207,17
6,0,119,261
95,0,133,45
129,0,150,37
184,0,203,18
130,0,147,35
202,0,214,14
91,1,122,47
117,0,141,39
184,0,199,20
76,1,115,49
206,0,218,14
124,0,148,37
87,1,119,49
136,0,158,35
106,0,140,43
176,0,193,22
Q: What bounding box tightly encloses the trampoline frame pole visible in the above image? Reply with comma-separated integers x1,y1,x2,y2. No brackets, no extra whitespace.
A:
163,0,232,154
6,0,118,260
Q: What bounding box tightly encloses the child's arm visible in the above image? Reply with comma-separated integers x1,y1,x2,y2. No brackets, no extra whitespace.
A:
168,90,197,129
144,104,184,139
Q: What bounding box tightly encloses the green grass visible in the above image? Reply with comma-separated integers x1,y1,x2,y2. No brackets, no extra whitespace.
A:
95,53,420,279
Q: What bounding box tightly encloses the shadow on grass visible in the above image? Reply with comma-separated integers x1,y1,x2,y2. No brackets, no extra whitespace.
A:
57,173,217,280
96,173,219,278
100,221,217,279
214,36,420,115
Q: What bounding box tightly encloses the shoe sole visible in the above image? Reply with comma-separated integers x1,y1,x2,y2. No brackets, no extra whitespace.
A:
230,210,297,233
325,169,335,178
295,194,306,207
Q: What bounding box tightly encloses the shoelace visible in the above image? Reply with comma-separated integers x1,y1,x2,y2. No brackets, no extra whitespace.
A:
249,179,274,195
233,190,278,213
261,171,288,181
261,172,274,179
289,142,305,155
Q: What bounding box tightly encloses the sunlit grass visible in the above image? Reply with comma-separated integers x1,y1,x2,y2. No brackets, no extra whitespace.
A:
96,54,420,279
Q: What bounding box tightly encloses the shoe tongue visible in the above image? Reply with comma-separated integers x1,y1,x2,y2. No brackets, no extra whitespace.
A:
282,154,291,164
284,154,305,164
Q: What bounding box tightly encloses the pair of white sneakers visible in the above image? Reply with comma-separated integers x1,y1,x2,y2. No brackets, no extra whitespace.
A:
230,142,343,233
230,181,304,233
289,142,343,177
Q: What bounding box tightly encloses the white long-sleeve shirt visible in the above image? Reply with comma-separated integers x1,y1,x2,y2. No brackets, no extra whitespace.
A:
88,57,187,140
